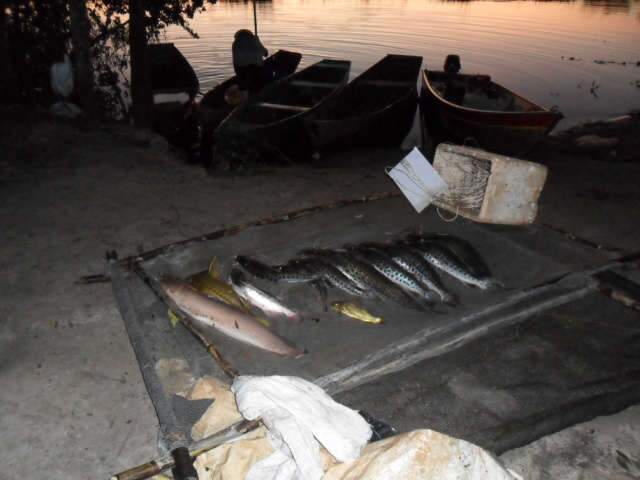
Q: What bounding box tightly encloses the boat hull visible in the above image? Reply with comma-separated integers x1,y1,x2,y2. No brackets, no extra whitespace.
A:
305,54,423,152
420,70,563,156
306,88,418,151
216,59,351,162
199,50,302,132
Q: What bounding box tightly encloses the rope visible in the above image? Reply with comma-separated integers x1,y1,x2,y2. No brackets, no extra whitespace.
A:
436,206,460,222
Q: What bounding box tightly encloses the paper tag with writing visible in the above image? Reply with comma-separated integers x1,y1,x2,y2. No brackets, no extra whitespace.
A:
387,147,449,213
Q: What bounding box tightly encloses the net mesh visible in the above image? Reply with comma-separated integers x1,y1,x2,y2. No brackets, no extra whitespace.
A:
434,156,492,215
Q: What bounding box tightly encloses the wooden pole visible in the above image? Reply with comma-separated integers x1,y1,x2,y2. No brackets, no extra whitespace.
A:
129,0,154,127
253,0,258,36
110,419,260,480
69,0,98,122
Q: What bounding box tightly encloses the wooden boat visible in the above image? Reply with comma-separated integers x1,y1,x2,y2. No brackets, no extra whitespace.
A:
420,69,563,156
304,54,423,151
148,42,199,98
199,50,302,132
148,43,200,153
216,59,351,159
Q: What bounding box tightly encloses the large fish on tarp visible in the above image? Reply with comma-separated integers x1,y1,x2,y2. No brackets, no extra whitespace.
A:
407,233,492,279
300,249,427,311
230,270,301,322
379,243,459,306
351,246,439,303
236,256,323,283
160,277,304,357
306,259,371,298
408,240,500,289
189,258,253,313
237,255,368,298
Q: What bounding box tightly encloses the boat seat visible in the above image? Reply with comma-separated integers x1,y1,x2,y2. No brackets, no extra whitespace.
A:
316,62,350,69
290,80,342,89
358,80,416,87
253,102,311,112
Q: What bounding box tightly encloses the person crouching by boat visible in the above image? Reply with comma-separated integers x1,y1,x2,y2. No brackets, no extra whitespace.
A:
232,29,268,95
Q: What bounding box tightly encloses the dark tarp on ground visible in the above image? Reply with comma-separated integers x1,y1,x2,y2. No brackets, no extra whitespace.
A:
337,291,640,453
110,195,640,452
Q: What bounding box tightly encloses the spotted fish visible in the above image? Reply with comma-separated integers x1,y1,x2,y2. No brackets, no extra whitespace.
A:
300,249,426,310
408,233,492,279
236,256,323,283
351,246,439,303
409,241,499,289
381,243,459,305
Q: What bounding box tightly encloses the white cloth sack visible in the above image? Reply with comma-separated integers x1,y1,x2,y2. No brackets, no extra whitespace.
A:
324,429,522,480
50,54,74,98
232,375,372,480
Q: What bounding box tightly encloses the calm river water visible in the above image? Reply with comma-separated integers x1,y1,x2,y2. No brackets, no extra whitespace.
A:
166,0,639,129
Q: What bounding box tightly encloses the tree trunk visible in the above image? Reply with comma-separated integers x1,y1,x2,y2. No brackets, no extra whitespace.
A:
69,0,98,121
0,5,17,104
128,0,153,128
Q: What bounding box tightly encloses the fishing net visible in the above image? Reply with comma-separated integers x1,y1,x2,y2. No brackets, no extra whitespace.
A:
211,131,291,172
433,156,491,213
110,195,631,453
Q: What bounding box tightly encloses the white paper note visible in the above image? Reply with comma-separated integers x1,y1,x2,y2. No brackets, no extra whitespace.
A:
387,147,449,213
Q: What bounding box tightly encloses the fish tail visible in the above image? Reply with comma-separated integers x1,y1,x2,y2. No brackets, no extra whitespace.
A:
285,311,303,322
443,292,460,307
401,292,431,311
477,277,506,290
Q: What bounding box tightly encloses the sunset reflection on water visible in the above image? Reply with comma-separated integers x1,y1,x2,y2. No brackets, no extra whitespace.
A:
166,0,640,127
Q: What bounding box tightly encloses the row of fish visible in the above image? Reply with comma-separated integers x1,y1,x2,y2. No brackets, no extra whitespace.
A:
159,233,501,358
236,233,501,312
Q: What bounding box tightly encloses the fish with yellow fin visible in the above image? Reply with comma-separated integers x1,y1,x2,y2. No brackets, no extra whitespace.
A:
189,258,253,313
171,258,269,327
331,302,383,325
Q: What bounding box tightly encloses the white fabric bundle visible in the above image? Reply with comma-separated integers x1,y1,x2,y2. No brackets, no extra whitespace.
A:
232,375,372,480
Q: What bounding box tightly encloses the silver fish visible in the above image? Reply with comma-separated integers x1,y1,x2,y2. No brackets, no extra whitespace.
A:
409,242,498,289
161,277,304,357
230,270,301,322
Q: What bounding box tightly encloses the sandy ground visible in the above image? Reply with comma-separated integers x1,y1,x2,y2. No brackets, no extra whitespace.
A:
502,406,640,480
1,110,639,479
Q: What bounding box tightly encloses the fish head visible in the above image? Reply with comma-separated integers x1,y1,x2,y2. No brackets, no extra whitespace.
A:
229,268,247,287
159,276,190,301
330,301,344,311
